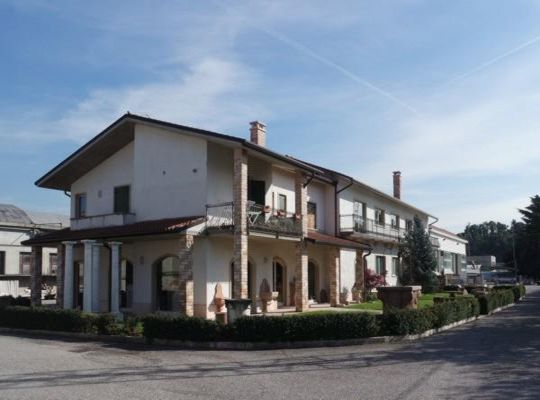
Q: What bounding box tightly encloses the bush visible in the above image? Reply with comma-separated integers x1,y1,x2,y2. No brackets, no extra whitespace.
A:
379,296,480,335
93,313,120,335
0,307,97,333
493,284,526,302
142,314,222,341
0,296,30,308
234,312,379,342
477,289,515,314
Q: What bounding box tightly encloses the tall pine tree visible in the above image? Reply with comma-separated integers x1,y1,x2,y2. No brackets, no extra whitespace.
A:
398,216,438,292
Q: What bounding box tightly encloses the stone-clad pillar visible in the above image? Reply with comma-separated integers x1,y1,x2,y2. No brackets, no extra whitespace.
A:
233,147,248,299
294,171,309,312
178,234,194,316
109,242,122,315
55,244,65,307
63,241,76,309
30,246,43,306
329,246,340,306
81,240,95,313
353,249,365,302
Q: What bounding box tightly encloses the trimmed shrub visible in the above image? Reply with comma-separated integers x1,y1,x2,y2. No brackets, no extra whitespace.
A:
94,313,120,335
0,296,30,308
493,285,526,302
142,314,222,341
0,306,96,333
477,289,515,315
379,296,480,335
234,312,379,342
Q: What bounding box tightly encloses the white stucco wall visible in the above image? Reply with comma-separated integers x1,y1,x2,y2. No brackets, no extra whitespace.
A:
206,142,233,205
364,243,400,287
133,124,208,220
71,142,134,218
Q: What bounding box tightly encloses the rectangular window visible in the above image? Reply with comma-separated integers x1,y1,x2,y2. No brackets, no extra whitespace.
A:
114,185,130,214
376,256,386,275
49,253,58,275
353,201,365,231
375,208,385,226
0,251,5,275
390,214,399,230
443,251,453,271
19,252,32,275
278,194,287,211
391,257,400,277
307,202,317,229
406,219,413,231
75,193,87,218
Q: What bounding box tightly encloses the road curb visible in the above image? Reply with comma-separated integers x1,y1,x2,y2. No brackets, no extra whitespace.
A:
0,300,519,351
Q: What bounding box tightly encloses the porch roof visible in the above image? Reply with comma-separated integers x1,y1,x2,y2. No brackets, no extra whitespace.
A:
306,230,369,250
21,216,204,246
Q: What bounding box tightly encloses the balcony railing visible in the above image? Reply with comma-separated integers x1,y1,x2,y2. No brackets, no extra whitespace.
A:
206,201,302,236
430,236,440,247
339,214,406,241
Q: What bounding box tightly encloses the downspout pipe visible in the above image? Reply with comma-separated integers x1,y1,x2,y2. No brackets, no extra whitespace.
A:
428,215,439,231
64,191,71,198
362,247,373,296
334,177,354,236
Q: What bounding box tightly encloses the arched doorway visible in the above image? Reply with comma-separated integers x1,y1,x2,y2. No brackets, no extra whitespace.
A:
230,261,255,299
272,258,287,304
308,260,319,302
120,259,134,309
155,256,180,311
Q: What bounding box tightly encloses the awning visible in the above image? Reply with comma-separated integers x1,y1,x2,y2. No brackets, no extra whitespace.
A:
306,231,370,250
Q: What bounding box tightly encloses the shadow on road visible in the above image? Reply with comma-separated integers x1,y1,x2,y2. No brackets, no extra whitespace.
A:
0,288,539,398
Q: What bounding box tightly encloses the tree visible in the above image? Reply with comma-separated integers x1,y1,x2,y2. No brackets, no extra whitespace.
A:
515,196,540,278
398,216,438,292
459,221,513,262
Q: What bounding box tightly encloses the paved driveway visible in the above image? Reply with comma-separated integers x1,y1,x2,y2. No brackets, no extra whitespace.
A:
0,286,539,400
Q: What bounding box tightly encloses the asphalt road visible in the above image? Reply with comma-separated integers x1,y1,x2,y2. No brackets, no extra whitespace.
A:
0,286,539,400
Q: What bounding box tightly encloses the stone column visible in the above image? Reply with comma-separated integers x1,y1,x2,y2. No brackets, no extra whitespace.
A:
63,241,76,309
233,147,248,299
178,234,194,316
294,171,309,312
295,241,309,312
328,246,340,306
91,243,102,312
55,244,65,307
81,240,95,312
353,249,365,302
109,242,122,315
30,246,43,306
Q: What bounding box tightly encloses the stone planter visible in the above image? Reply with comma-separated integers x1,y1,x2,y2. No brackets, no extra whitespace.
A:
377,286,422,313
225,299,252,324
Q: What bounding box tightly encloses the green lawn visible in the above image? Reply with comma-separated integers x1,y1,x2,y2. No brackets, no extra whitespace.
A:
346,292,452,311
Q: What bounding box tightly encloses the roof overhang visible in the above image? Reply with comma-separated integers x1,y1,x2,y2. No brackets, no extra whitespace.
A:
36,114,322,191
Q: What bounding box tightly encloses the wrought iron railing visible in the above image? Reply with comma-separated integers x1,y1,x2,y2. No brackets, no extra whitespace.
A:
339,214,406,240
206,202,302,236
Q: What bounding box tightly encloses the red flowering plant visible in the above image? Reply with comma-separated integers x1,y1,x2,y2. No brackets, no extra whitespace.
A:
364,267,387,301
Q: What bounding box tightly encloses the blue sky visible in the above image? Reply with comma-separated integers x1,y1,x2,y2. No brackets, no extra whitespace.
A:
2,0,540,232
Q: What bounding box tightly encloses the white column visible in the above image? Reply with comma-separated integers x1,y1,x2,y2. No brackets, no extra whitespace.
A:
63,241,77,309
91,243,102,312
81,240,95,312
109,242,122,315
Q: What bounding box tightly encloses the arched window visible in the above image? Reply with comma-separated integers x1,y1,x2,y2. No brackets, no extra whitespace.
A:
308,261,318,301
272,258,286,304
120,259,134,309
155,256,180,311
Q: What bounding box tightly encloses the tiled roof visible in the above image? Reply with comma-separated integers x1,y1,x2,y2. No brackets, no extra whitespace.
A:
22,216,204,246
307,230,369,249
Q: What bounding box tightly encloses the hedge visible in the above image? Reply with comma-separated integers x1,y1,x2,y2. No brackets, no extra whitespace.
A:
477,289,515,315
492,284,526,303
142,314,226,341
379,296,480,335
0,296,31,308
234,312,379,342
0,306,118,334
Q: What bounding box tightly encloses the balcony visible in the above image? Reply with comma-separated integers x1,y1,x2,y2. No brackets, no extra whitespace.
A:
430,236,440,247
71,213,136,230
339,214,405,242
206,201,302,236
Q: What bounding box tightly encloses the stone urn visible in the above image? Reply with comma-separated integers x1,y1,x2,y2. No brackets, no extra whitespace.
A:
377,286,422,313
259,278,273,313
225,299,252,324
213,283,225,312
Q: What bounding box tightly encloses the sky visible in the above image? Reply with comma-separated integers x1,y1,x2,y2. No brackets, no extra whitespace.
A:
1,0,540,233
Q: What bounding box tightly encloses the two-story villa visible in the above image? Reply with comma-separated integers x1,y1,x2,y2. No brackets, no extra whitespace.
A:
25,114,435,319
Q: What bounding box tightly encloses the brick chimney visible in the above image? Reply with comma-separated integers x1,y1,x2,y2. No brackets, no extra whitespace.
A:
249,121,266,147
393,171,401,199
